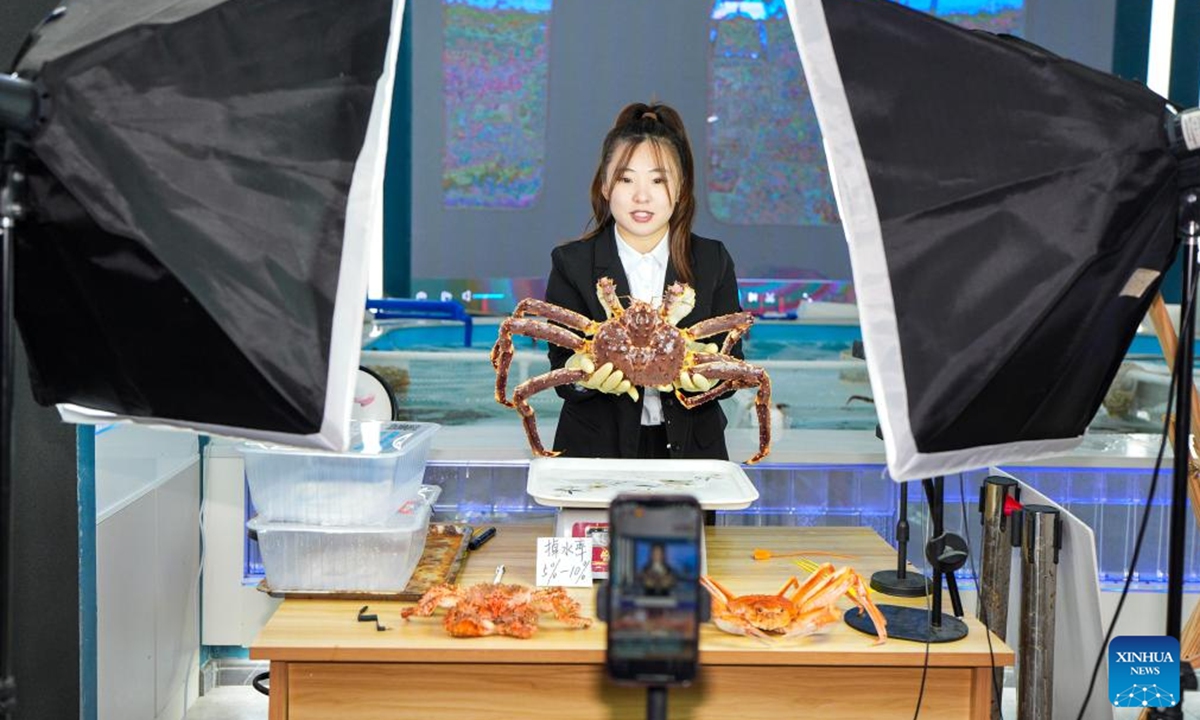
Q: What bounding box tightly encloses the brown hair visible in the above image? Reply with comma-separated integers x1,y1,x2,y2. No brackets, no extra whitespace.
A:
581,102,697,285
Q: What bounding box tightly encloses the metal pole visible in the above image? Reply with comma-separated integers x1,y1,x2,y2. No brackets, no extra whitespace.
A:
896,481,910,577
647,686,667,720
1016,504,1061,720
924,477,945,626
978,476,1018,720
1168,193,1199,644
870,480,932,597
0,78,36,719
0,213,13,720
0,139,27,720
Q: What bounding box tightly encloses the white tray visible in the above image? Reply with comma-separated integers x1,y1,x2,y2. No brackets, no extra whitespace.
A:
527,458,758,510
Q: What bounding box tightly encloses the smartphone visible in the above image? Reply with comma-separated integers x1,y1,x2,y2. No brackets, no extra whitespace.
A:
605,494,703,686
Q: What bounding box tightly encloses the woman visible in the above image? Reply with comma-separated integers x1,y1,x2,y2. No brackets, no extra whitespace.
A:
545,101,744,460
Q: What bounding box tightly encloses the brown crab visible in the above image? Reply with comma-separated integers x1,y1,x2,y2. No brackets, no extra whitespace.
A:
490,277,772,463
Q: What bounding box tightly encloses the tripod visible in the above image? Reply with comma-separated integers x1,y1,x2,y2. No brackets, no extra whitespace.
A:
846,477,969,642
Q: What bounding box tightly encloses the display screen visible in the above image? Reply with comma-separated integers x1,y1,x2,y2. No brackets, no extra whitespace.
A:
442,0,551,209
606,497,702,683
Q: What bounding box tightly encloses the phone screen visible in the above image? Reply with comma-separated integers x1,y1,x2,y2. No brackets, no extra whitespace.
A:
606,495,702,685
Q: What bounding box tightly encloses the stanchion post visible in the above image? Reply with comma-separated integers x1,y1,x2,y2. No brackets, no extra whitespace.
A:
1015,504,1062,720
978,476,1019,720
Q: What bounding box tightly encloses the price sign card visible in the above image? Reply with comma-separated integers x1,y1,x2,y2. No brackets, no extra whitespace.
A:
536,537,593,587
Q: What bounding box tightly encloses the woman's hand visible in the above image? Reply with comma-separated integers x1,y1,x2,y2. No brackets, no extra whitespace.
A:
677,340,717,393
676,369,714,393
565,353,639,400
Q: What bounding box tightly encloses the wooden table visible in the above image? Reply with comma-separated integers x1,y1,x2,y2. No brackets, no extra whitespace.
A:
251,524,1013,719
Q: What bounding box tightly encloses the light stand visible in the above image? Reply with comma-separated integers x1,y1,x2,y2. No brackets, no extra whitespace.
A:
865,409,931,598
846,477,969,642
870,478,933,597
1149,156,1200,717
0,73,38,720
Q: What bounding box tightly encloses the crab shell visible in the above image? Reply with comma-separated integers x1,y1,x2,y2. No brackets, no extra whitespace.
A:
724,594,803,633
590,300,687,388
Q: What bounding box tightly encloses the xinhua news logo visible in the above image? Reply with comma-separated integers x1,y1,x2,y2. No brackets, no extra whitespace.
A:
1109,636,1180,708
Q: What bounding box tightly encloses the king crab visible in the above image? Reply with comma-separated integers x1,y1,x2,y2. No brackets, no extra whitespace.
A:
400,583,593,638
490,277,772,463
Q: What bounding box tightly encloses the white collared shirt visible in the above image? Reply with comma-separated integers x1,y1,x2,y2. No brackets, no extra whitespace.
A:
613,227,670,426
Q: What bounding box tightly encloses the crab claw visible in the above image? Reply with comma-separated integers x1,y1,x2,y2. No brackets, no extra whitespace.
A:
596,277,622,319
664,282,696,326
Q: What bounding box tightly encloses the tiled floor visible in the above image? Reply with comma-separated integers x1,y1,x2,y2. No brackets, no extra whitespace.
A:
183,682,1200,719
186,686,268,720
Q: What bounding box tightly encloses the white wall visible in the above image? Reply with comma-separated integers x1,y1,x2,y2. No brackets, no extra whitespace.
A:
200,439,281,648
95,426,201,720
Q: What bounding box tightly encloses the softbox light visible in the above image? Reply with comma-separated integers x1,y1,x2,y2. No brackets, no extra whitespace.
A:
784,0,1181,480
8,0,404,450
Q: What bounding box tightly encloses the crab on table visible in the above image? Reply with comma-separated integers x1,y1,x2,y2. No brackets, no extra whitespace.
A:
489,276,772,464
400,582,593,639
699,563,888,644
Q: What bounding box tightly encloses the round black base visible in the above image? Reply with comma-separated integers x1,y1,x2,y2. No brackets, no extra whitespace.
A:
844,604,969,643
869,569,933,598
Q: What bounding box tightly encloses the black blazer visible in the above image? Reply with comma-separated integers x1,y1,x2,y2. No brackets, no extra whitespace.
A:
544,229,744,460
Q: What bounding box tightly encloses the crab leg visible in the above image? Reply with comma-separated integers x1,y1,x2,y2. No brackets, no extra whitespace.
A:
774,576,801,597
663,282,697,326
781,604,845,639
511,298,600,335
533,588,594,629
699,575,736,606
842,569,889,645
790,565,888,645
400,584,461,619
491,318,589,406
686,312,754,354
510,367,590,457
677,359,773,464
788,563,840,607
595,277,625,319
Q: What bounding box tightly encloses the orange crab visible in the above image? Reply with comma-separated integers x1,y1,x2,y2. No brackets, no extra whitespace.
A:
699,563,888,644
400,582,593,639
490,276,773,464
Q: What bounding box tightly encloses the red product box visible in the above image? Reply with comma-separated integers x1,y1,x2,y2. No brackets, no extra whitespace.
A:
571,521,610,578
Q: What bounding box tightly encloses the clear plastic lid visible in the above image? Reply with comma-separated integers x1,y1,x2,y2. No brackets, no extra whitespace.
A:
246,485,442,533
239,421,440,458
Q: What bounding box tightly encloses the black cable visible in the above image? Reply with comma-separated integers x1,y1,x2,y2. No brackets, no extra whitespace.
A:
912,487,932,720
1073,367,1173,720
1073,267,1197,719
911,622,931,720
959,472,1003,719
251,671,269,697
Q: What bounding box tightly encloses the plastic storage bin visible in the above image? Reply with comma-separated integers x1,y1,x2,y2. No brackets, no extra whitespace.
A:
240,421,440,525
249,486,440,593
